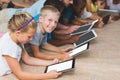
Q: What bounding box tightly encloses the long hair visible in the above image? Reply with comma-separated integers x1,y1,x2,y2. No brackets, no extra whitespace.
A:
73,0,86,17
113,0,120,4
8,12,37,32
44,0,65,13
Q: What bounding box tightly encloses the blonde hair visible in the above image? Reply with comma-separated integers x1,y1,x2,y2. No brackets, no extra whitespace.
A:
40,5,60,17
8,12,37,32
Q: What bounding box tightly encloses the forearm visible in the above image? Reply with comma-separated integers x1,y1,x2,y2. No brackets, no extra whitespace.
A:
53,29,69,35
52,33,71,40
42,43,63,53
22,48,54,66
23,56,54,66
15,71,47,80
56,23,69,29
32,50,65,60
89,14,101,20
76,19,89,24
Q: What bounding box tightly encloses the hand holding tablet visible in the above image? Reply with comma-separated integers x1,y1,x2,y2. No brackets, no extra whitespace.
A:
69,43,89,57
70,19,98,36
73,29,97,47
45,59,75,73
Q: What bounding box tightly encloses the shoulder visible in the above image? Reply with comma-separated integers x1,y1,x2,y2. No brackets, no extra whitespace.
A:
0,32,19,49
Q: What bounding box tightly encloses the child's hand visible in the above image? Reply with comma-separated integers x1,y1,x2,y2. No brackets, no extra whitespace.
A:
67,35,80,44
48,58,59,65
66,25,80,34
46,70,62,79
58,53,73,61
53,58,59,64
62,46,75,52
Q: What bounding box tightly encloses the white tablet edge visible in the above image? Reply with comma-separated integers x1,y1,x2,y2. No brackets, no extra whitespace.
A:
91,29,97,38
99,9,119,13
88,19,98,30
69,43,88,57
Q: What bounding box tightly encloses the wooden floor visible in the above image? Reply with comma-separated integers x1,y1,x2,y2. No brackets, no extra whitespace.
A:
0,0,120,80
0,19,120,80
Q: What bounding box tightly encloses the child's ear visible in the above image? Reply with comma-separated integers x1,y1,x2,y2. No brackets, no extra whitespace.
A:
16,30,21,36
39,16,44,23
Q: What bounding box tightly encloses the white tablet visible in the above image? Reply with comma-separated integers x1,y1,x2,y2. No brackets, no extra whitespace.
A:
99,9,119,13
44,59,75,73
73,29,97,47
70,19,98,36
69,43,89,57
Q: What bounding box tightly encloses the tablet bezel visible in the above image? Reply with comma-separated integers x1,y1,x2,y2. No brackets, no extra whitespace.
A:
73,29,97,47
99,9,119,13
44,59,75,73
70,19,98,36
70,23,92,36
69,43,89,57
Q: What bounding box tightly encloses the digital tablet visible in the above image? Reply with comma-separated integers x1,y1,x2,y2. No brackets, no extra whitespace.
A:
69,43,89,57
99,9,119,13
44,59,75,73
73,29,97,47
70,19,98,36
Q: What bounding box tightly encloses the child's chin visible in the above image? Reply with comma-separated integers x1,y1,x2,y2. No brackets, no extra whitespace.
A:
47,30,52,33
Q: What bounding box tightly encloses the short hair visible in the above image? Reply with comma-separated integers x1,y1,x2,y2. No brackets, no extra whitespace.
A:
8,12,37,32
44,0,65,12
40,5,60,17
73,0,86,6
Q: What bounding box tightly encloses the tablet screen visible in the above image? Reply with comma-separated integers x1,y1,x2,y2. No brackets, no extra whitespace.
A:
44,59,75,73
69,43,89,57
74,29,97,47
71,24,92,36
71,19,98,36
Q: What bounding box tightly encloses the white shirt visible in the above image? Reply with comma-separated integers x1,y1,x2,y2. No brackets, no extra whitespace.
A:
0,32,22,76
80,9,92,19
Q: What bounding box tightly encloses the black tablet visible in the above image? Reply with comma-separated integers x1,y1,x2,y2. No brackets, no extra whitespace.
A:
102,15,110,24
70,19,98,36
73,29,97,47
69,43,89,57
44,59,75,73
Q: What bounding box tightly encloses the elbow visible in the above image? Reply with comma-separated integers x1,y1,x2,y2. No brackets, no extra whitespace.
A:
33,53,40,58
14,71,26,80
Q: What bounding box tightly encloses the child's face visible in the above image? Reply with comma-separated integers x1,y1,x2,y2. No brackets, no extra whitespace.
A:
39,12,59,34
16,28,36,44
73,4,85,17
